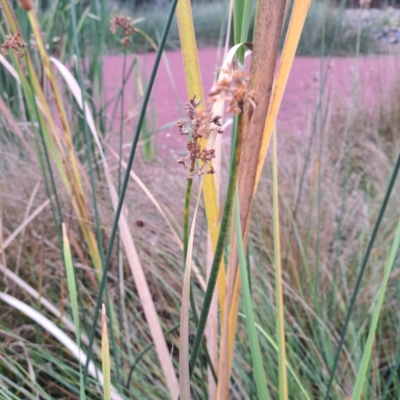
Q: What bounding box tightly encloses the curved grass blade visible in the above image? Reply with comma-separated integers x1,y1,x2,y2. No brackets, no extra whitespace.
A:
0,261,92,348
0,293,123,400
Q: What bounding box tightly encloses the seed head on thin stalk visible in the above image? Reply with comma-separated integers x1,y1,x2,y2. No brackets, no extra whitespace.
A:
1,32,27,59
209,64,255,114
177,95,221,180
110,16,137,47
177,66,255,180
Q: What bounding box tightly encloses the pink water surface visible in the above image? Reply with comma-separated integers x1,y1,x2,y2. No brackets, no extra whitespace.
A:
102,48,400,159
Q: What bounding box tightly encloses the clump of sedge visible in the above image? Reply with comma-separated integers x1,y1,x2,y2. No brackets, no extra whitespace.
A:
177,65,254,180
1,33,27,59
110,16,137,47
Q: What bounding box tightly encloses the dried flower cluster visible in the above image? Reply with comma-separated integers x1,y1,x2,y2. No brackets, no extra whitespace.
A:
109,16,137,47
209,66,255,114
177,66,254,180
1,33,27,59
177,96,222,180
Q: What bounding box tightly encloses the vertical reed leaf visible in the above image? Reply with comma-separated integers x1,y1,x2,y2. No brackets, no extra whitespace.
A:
234,188,270,400
254,0,312,191
62,225,79,333
62,223,86,400
272,129,288,400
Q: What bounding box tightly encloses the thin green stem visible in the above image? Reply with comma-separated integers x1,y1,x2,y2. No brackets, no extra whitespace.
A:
83,0,179,383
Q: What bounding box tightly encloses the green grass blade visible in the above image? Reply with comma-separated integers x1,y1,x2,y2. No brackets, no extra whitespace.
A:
234,0,244,46
62,223,85,400
240,0,253,44
234,187,270,400
272,129,288,400
62,224,80,345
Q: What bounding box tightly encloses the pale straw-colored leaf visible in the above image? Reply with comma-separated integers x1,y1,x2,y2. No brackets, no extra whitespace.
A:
102,304,111,400
0,261,90,347
0,54,21,82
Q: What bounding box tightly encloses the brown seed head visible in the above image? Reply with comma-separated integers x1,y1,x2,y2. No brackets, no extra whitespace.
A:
2,33,27,58
18,0,33,11
110,16,137,47
177,94,224,179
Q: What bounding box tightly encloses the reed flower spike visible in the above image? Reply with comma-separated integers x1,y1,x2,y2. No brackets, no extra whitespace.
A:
177,67,254,179
209,66,255,115
2,33,27,58
177,95,222,180
110,16,137,47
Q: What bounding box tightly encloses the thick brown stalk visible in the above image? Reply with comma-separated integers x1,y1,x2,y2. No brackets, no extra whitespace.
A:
217,1,287,398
